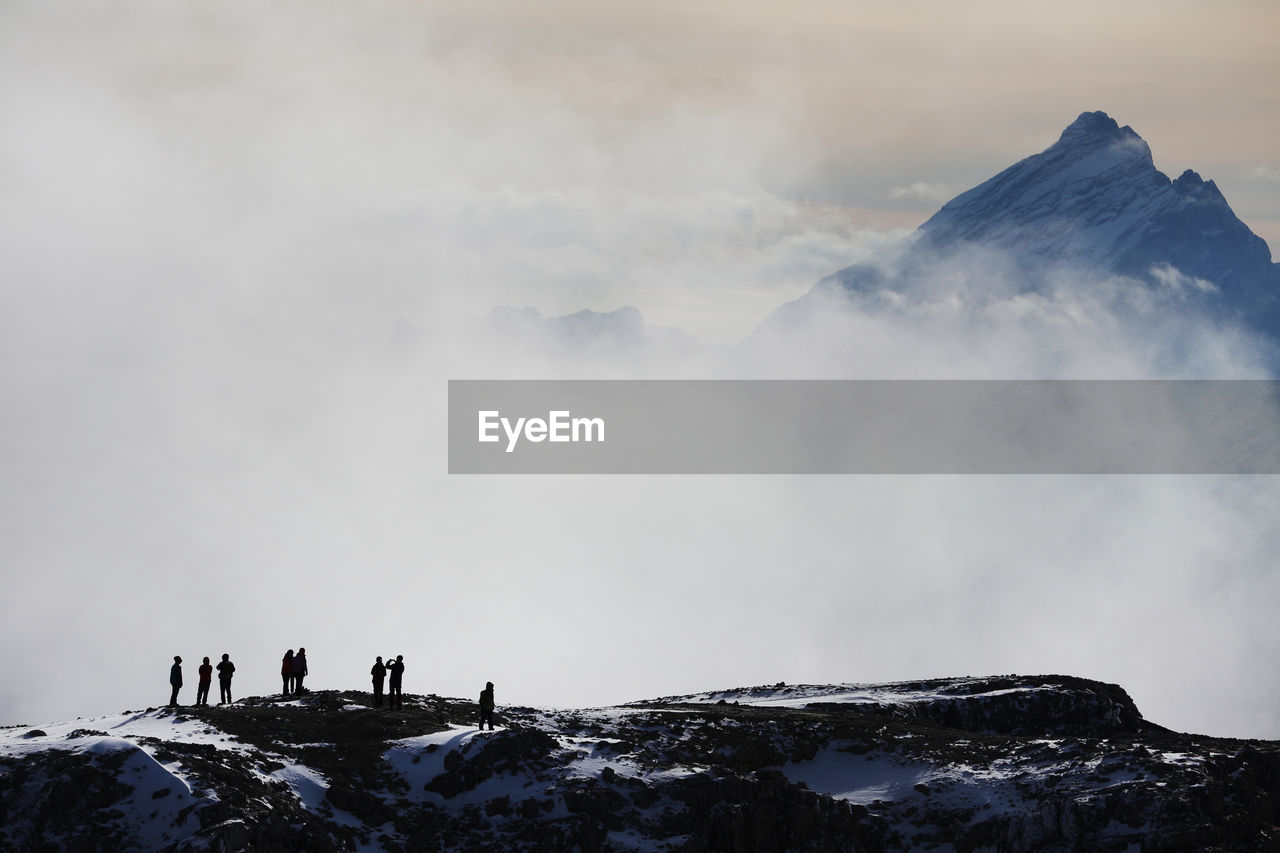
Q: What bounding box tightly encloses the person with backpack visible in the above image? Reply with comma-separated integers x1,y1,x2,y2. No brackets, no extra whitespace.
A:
216,653,236,705
168,656,184,708
292,647,309,695
281,650,294,697
479,681,495,730
371,656,386,707
387,655,405,708
196,657,213,706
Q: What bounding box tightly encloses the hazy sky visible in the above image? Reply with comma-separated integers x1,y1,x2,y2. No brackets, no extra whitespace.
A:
2,1,1279,738
2,0,1276,341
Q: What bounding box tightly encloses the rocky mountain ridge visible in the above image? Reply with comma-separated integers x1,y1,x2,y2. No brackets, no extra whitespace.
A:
2,674,1277,851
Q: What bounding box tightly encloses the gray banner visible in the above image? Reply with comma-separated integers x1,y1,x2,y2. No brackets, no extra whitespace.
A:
447,380,1280,474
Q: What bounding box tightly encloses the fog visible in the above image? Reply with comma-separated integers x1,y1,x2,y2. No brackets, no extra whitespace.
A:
2,1,1279,739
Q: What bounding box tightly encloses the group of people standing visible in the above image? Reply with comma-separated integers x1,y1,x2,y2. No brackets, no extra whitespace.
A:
281,648,309,696
370,655,406,708
168,654,236,707
369,657,496,730
165,650,498,729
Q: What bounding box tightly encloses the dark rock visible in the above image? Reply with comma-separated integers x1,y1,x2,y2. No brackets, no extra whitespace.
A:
630,784,660,809
562,781,629,823
327,784,395,826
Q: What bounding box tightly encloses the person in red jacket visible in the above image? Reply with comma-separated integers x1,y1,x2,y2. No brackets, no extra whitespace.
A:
196,657,213,706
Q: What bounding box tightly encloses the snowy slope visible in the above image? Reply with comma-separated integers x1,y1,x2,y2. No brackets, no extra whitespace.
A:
916,112,1279,302
0,710,241,849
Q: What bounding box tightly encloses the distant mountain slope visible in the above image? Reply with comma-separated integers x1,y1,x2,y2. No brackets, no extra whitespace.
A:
2,675,1277,851
771,111,1280,344
918,112,1277,289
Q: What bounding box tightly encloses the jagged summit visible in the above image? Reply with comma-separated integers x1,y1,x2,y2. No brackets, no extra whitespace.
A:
1173,167,1222,199
1054,110,1148,154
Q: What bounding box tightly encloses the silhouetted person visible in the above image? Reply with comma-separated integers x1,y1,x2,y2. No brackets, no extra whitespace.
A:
282,649,294,697
293,647,309,695
168,656,183,707
196,657,213,706
371,656,386,707
216,653,235,704
479,681,495,730
387,655,404,708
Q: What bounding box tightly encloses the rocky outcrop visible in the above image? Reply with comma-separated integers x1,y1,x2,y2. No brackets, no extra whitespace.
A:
803,675,1149,736
1,677,1277,851
425,728,561,798
663,769,873,853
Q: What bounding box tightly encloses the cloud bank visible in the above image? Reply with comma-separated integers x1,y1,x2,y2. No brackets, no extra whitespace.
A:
1,1,1278,741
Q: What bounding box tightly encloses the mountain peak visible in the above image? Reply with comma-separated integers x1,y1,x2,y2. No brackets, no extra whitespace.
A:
1051,110,1151,164
907,111,1279,300
914,111,1164,268
1060,110,1119,139
1058,110,1122,142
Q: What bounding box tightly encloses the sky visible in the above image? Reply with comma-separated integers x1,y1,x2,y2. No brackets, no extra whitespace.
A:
2,0,1280,737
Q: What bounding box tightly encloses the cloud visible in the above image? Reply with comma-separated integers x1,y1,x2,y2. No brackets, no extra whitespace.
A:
749,242,1270,380
728,250,1280,738
10,216,1279,741
0,1,906,347
1247,165,1280,183
890,182,952,203
1148,262,1218,295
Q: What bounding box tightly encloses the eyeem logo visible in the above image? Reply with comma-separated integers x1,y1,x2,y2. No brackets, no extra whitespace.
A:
451,380,1280,474
478,410,606,453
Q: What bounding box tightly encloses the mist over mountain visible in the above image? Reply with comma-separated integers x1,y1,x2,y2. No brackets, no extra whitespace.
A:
484,306,701,365
755,111,1280,373
384,111,1280,378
